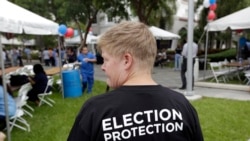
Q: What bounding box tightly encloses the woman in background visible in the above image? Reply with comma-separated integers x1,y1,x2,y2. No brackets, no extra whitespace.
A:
27,64,50,106
174,45,182,71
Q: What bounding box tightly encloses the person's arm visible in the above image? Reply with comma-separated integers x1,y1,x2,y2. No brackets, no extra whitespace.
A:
0,132,6,141
28,76,35,85
85,58,97,63
85,54,97,63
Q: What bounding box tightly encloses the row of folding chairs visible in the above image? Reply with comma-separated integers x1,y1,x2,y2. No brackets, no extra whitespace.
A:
8,77,55,132
210,61,250,84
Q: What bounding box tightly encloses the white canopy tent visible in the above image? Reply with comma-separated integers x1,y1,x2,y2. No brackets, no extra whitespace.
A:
0,35,36,46
203,7,250,74
149,26,180,40
65,33,98,45
0,0,59,140
205,7,250,31
0,35,22,45
0,0,58,35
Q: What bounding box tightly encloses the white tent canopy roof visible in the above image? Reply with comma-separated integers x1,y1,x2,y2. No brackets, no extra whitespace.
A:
149,26,180,40
0,35,36,46
0,35,22,45
0,0,59,35
205,7,250,31
65,33,98,45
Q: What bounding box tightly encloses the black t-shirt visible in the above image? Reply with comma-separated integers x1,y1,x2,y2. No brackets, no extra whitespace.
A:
68,85,203,141
175,48,182,54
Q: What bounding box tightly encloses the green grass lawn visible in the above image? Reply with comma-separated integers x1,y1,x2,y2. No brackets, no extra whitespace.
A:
8,80,250,141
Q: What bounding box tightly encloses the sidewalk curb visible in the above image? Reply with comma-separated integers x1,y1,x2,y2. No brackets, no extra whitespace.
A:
195,82,250,92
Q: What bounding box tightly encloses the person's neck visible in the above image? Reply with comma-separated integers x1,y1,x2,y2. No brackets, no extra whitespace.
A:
123,71,157,86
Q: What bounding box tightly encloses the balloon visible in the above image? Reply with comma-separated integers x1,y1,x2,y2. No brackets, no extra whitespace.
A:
209,3,217,11
236,29,243,34
203,0,210,8
207,10,216,21
65,28,74,38
58,24,67,35
209,0,216,5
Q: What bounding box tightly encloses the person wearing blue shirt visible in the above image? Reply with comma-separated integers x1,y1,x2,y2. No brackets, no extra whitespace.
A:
0,76,16,130
77,46,97,94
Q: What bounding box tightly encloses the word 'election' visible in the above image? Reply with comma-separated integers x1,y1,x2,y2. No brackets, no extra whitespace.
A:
102,109,184,141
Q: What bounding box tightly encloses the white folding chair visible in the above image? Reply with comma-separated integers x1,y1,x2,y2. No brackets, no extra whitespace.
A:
244,73,250,85
38,79,55,107
9,108,30,132
15,83,34,117
210,62,229,83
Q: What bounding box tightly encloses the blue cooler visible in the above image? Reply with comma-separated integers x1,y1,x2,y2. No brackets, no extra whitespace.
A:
62,70,82,98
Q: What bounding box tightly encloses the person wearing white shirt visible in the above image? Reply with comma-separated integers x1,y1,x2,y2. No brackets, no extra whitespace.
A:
179,41,198,90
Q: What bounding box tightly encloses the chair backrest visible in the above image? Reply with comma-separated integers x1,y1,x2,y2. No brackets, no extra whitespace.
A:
210,62,220,71
43,78,54,93
18,83,32,97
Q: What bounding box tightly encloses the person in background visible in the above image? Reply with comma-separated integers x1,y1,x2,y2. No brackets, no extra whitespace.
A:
174,44,182,71
1,50,6,62
155,48,167,68
27,64,50,106
60,48,66,65
17,48,23,66
49,48,55,67
0,76,16,130
67,48,77,63
67,21,203,141
179,39,198,90
38,49,43,63
77,46,97,94
12,48,18,66
24,47,32,63
43,47,50,66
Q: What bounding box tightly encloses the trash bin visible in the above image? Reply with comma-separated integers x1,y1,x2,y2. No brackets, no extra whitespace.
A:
62,70,82,98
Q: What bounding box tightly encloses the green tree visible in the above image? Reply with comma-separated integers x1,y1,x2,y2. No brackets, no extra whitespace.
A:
129,0,176,29
63,0,129,46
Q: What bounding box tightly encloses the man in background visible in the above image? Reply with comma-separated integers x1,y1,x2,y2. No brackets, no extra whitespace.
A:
179,39,198,90
77,46,96,94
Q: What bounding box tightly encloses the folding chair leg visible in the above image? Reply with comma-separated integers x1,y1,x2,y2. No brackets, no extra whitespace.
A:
39,98,53,107
24,104,34,112
47,98,55,104
23,109,33,118
9,117,30,132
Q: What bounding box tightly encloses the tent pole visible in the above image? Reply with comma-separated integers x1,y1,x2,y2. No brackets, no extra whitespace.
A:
58,36,64,98
203,30,209,79
0,33,11,141
186,0,194,96
198,30,205,45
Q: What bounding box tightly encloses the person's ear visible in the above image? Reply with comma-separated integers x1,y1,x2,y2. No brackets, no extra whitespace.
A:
123,53,133,69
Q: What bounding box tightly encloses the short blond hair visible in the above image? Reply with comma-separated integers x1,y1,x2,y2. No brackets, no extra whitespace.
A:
98,21,156,68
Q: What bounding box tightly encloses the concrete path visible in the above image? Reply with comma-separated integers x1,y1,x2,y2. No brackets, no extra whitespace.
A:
94,65,250,101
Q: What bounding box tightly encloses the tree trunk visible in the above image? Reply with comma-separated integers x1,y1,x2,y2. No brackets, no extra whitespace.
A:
80,11,98,48
74,18,83,44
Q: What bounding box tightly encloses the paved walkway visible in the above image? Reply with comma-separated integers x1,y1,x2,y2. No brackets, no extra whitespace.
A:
20,60,250,101
94,65,250,101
